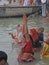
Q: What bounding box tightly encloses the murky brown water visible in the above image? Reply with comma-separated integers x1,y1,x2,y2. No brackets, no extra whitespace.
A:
0,15,49,65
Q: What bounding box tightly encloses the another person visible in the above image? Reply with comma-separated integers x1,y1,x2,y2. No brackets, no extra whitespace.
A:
41,0,47,17
9,24,23,43
30,28,38,41
42,33,49,58
0,51,8,65
37,27,44,45
30,28,41,52
23,0,29,6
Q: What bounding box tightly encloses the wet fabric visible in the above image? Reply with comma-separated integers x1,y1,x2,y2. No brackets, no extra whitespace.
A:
38,33,44,41
18,53,34,62
24,41,33,53
42,43,49,58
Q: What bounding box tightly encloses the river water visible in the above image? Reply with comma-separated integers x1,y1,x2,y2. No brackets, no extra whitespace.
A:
0,15,49,65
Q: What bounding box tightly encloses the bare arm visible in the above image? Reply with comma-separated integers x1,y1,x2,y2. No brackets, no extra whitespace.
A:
8,32,16,39
22,14,30,41
22,14,28,35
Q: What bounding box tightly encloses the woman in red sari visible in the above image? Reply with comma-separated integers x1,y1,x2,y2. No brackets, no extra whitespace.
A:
30,28,40,52
18,14,35,62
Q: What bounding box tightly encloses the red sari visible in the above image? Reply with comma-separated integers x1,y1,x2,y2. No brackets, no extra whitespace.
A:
24,40,33,53
18,40,34,62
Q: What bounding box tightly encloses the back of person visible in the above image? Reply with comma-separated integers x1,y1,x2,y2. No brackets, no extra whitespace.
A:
38,33,44,42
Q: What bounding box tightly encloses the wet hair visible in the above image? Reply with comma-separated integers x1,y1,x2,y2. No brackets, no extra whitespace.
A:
0,51,7,62
17,24,20,27
38,27,44,31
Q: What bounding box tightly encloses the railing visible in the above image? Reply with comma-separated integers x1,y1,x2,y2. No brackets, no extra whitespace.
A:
0,5,41,8
0,5,42,18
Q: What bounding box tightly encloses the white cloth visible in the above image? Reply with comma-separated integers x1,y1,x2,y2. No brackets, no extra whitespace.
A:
17,32,23,42
41,0,46,3
23,0,29,6
42,3,46,16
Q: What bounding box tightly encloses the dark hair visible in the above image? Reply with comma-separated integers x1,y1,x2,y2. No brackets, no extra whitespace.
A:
0,51,7,62
38,27,44,31
17,24,20,27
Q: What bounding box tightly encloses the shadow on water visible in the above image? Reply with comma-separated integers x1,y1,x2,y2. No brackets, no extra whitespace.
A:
0,15,49,65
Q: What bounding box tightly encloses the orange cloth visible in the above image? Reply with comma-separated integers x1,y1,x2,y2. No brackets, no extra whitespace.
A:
42,43,49,58
32,34,38,40
30,28,36,34
30,28,38,40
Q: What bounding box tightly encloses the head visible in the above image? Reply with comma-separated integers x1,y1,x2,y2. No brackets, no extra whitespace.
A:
38,27,44,34
16,24,20,29
16,24,22,32
30,28,36,36
0,51,8,65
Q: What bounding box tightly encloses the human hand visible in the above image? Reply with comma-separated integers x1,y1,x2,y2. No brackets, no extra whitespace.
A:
23,13,27,23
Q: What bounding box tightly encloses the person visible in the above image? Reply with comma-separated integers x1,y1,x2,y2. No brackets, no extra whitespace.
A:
30,28,41,52
41,0,47,17
9,24,23,43
0,51,8,65
30,28,38,41
28,0,33,5
36,0,41,5
20,0,24,5
37,27,44,45
23,0,29,6
18,14,35,62
16,24,23,43
42,33,49,58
